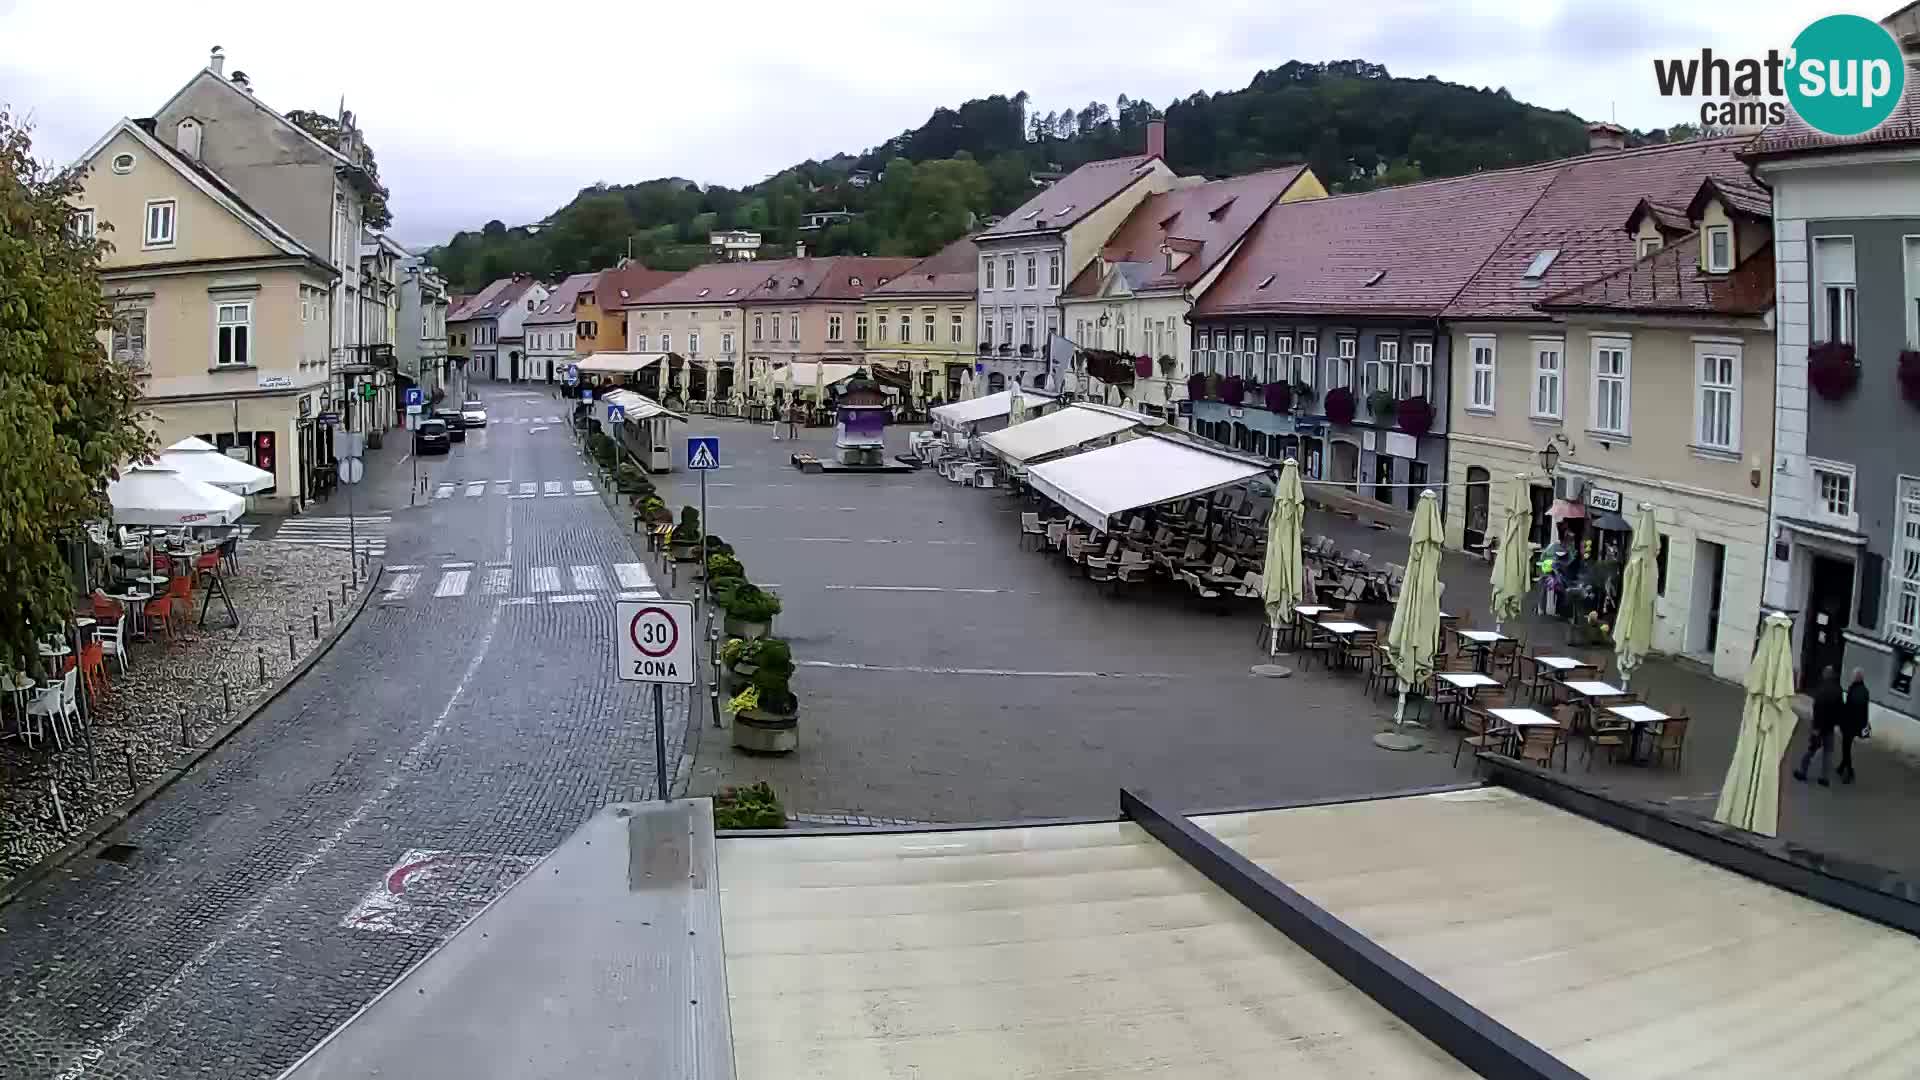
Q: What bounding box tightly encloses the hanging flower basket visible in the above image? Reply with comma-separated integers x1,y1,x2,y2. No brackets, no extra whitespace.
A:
1325,386,1357,425
1290,380,1316,407
1264,380,1293,414
1219,375,1246,406
1900,350,1920,407
1396,396,1435,435
1205,372,1222,400
1366,389,1397,420
1134,354,1153,379
1807,341,1860,401
1186,372,1208,401
1158,355,1178,377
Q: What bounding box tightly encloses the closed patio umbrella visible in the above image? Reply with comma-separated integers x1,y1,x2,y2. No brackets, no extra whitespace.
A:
1613,502,1660,689
1488,474,1533,633
106,466,245,526
1006,381,1025,427
1715,611,1797,836
1260,459,1305,656
1380,489,1445,750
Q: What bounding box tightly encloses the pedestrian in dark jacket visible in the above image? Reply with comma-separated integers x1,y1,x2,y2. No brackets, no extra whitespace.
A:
1835,668,1870,784
1793,666,1844,786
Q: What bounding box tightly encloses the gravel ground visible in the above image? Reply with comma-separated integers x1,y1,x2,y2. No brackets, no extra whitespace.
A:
0,542,359,884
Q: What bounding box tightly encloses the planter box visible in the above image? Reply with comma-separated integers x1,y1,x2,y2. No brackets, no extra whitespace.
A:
725,661,757,695
732,706,799,754
723,614,771,640
670,544,700,563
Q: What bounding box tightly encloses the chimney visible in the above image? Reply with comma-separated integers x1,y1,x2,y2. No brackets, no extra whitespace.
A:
208,46,225,76
230,70,252,94
1586,121,1627,153
795,241,806,259
1145,118,1166,160
175,117,203,161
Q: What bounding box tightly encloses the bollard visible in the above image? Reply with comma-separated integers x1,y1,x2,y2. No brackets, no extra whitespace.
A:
124,751,137,795
179,707,191,747
327,596,335,623
257,646,267,685
221,674,232,717
287,627,296,662
50,779,67,833
341,580,348,606
311,604,320,640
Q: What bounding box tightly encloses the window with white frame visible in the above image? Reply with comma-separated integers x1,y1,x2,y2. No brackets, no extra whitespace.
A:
70,209,95,239
1003,258,1014,289
1048,253,1061,287
855,315,868,343
788,315,799,341
1045,309,1058,343
924,311,936,343
875,313,888,343
1400,340,1433,399
1705,225,1733,273
721,331,733,354
1891,478,1920,644
689,331,700,355
1468,335,1496,411
1810,460,1855,526
1369,338,1398,394
1116,322,1127,353
1025,255,1037,287
1907,237,1920,348
144,199,176,247
112,310,147,370
1814,236,1857,344
980,313,992,343
1296,336,1317,389
1228,332,1244,377
1695,345,1740,451
660,331,672,353
827,314,843,341
983,258,995,289
1335,336,1356,387
1532,340,1563,419
1638,235,1663,259
752,314,764,341
1590,338,1630,434
215,301,251,366
1023,318,1036,347
635,332,648,351
950,312,963,343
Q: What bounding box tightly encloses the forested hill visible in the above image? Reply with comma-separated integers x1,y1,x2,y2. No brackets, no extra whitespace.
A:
428,60,1596,292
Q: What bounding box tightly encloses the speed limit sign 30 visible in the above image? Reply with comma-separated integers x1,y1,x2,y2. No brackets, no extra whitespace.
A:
616,600,694,684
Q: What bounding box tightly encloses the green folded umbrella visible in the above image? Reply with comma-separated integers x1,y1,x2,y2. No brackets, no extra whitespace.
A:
1384,490,1445,740
1261,460,1306,652
1613,502,1660,687
1715,611,1797,836
1488,474,1533,631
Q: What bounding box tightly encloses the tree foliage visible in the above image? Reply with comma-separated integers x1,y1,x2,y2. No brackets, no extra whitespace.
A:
427,59,1591,290
0,111,153,668
285,109,391,229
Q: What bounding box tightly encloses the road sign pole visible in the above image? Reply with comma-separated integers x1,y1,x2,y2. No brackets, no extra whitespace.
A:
652,682,668,801
346,462,358,584
698,469,709,625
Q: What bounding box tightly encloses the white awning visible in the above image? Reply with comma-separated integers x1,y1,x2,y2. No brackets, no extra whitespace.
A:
576,352,666,375
156,447,276,494
601,389,686,424
1026,434,1269,530
768,361,860,395
929,387,1060,430
980,403,1154,466
106,466,247,526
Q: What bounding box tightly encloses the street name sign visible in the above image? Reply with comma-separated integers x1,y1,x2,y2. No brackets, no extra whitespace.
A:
616,600,694,684
686,436,721,470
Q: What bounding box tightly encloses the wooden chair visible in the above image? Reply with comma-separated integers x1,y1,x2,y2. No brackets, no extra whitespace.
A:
1649,714,1689,769
1584,708,1632,770
1517,724,1565,771
1454,708,1510,767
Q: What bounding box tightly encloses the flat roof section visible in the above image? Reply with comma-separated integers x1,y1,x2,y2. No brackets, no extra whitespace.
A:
1198,787,1920,1078
717,820,1473,1079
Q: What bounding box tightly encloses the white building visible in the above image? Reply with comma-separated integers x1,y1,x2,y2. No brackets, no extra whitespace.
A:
524,272,596,384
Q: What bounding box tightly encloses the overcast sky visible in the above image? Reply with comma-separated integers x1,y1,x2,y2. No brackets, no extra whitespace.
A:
0,0,1827,248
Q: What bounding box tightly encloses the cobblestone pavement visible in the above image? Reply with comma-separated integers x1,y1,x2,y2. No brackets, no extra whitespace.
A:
0,382,695,1080
0,544,355,883
672,419,1468,822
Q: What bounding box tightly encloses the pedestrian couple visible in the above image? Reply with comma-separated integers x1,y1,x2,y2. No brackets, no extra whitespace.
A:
1794,666,1870,786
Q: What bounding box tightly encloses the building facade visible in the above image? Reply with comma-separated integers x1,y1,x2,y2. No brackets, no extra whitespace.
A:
863,236,979,406
74,118,335,511
352,229,404,433
1062,165,1325,417
396,256,449,401
586,263,680,361
1750,89,1920,745
740,256,916,400
973,123,1176,392
524,272,595,384
622,260,771,406
447,275,546,384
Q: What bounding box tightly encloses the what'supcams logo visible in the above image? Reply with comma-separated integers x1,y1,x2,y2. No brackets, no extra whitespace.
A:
1653,14,1906,136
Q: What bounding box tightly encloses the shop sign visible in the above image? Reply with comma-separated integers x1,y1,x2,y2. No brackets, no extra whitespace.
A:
1587,486,1622,513
257,373,293,390
298,395,312,418
1227,408,1244,419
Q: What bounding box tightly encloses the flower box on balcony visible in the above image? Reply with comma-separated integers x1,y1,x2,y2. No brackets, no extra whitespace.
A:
1396,396,1435,435
1807,341,1860,401
1158,355,1177,378
1366,389,1397,421
996,344,1012,356
1018,344,1034,358
1219,375,1245,406
1205,372,1222,401
977,342,992,356
1134,354,1153,379
1264,380,1293,414
1900,350,1920,407
1186,372,1209,401
1324,386,1357,425
1291,380,1316,408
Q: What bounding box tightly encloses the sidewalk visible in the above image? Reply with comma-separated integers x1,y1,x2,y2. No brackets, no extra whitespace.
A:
1305,503,1920,883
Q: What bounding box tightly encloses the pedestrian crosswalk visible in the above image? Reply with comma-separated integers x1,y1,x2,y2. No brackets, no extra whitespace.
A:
379,561,661,606
482,415,565,425
264,515,388,557
431,478,598,500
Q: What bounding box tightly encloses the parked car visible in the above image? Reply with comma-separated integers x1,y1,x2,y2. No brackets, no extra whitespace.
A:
433,410,467,442
414,419,451,455
461,399,488,426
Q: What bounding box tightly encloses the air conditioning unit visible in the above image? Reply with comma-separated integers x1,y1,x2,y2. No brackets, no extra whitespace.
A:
1554,475,1586,503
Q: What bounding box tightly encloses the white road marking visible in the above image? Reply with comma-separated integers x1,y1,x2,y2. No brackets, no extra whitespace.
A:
543,481,563,496
50,608,503,1080
543,415,561,423
465,482,486,498
380,572,419,601
441,561,474,569
547,593,595,604
386,564,420,573
529,566,560,593
434,570,470,597
501,596,539,607
434,484,454,500
530,426,550,434
799,660,1184,679
612,563,652,589
570,565,605,591
824,585,1014,594
571,479,594,495
482,568,511,595
616,590,661,600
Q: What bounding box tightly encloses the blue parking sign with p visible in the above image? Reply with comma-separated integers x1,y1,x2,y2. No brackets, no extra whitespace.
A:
686,436,721,470
404,387,423,407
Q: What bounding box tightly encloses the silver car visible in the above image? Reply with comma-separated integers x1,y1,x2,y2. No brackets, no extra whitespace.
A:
460,399,488,426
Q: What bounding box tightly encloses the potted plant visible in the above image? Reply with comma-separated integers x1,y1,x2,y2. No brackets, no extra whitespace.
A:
1133,354,1153,379
722,636,753,693
1290,379,1315,407
1900,350,1920,406
1396,396,1435,435
721,582,783,639
615,462,649,494
637,494,672,524
708,552,744,581
670,506,702,561
1324,386,1357,425
711,782,786,829
1159,355,1177,378
1204,372,1222,401
1186,372,1208,401
1807,341,1860,401
1218,375,1245,406
1263,380,1293,414
1366,389,1397,421
731,641,799,753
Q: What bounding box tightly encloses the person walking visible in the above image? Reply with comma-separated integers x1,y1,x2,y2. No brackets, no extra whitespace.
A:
1793,665,1845,786
1837,667,1870,784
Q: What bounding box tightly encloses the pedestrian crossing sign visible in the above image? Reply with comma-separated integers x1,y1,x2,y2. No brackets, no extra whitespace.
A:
607,404,626,424
686,436,721,471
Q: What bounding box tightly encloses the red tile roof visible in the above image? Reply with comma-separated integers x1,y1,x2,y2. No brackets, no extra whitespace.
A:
449,276,537,322
1744,64,1920,159
620,260,781,307
1064,166,1310,299
978,155,1162,240
738,256,917,303
1538,233,1775,317
596,263,682,308
870,236,979,297
524,272,597,325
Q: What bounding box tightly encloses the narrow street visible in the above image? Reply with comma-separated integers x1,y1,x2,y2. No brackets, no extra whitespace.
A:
0,386,693,1080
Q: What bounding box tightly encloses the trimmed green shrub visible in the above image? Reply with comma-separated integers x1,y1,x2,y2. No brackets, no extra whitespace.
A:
721,583,782,623
712,782,785,829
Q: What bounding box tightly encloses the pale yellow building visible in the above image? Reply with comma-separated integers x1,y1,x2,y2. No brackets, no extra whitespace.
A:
863,236,979,406
74,118,336,509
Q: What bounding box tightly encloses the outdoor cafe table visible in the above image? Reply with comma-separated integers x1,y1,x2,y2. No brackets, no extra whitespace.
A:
1317,621,1374,671
1489,706,1560,754
1436,671,1499,726
1453,628,1509,673
1607,704,1672,765
1564,679,1630,731
107,588,153,638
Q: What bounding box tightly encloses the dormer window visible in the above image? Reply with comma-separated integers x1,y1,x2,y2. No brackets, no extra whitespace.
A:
1638,236,1663,259
1207,199,1235,222
725,287,738,296
849,276,862,287
697,288,711,297
1705,226,1733,273
1522,249,1560,281
1257,274,1275,289
1022,209,1040,220
1364,270,1386,287
878,277,890,286
1055,205,1074,216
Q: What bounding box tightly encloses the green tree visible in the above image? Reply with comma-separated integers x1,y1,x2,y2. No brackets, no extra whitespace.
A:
0,111,154,668
285,109,391,230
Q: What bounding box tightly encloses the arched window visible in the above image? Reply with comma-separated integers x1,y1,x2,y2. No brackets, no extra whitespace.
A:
987,371,1006,393
1465,466,1491,550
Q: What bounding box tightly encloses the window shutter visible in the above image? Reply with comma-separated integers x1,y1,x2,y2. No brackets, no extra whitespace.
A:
1857,551,1884,630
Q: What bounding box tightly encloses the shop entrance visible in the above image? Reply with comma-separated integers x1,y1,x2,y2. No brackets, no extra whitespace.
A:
1801,555,1855,689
